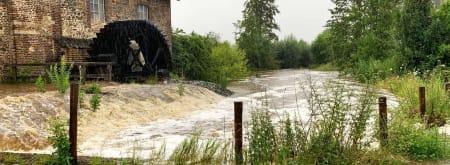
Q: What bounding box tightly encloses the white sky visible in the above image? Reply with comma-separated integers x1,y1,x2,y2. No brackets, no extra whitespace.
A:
171,0,334,44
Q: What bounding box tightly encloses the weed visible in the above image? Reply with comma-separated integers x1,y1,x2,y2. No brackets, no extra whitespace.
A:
178,81,185,96
48,119,72,164
87,82,101,112
86,82,101,94
389,116,450,160
35,75,46,93
169,132,228,164
47,55,73,94
90,92,101,112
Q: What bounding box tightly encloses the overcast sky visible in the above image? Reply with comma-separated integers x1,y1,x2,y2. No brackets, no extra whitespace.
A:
171,0,335,44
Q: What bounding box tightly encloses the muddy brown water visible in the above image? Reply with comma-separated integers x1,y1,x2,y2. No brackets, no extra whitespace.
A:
0,69,402,159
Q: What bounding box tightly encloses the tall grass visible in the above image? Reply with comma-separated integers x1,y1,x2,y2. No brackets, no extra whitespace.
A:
244,78,377,164
378,69,450,160
47,55,73,94
169,132,232,164
378,70,449,126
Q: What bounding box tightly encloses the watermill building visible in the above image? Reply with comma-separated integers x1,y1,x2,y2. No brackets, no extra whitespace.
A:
0,0,172,81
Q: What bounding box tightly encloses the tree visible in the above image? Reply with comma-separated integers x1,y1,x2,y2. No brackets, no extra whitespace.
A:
399,0,433,69
274,35,311,68
172,30,214,80
235,0,280,70
311,29,332,65
426,0,450,66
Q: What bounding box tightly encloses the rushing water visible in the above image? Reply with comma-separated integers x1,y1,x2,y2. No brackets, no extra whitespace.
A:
0,69,403,158
78,69,400,158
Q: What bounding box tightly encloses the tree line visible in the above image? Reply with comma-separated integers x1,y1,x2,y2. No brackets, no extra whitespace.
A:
320,0,450,81
172,0,450,84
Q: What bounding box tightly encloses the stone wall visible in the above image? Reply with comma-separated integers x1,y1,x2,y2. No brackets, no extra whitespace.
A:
150,0,172,48
0,0,172,81
61,0,94,39
10,0,61,64
0,1,13,81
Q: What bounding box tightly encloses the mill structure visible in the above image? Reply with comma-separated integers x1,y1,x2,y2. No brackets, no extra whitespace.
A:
0,0,172,81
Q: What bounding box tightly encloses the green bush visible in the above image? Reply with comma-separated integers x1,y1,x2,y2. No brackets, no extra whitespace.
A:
247,102,276,164
48,120,72,164
389,117,450,160
207,42,249,86
172,30,214,81
35,75,45,93
90,92,101,112
86,82,101,94
87,82,101,112
178,81,185,96
47,56,73,94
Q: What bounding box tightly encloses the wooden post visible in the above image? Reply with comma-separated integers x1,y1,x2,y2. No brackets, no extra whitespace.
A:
234,101,243,164
69,82,79,164
378,97,388,147
419,86,426,118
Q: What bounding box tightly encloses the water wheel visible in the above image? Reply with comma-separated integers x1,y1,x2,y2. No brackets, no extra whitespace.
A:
88,20,172,81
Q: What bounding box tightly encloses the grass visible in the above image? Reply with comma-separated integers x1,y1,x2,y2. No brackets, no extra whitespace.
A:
377,70,450,160
311,62,339,71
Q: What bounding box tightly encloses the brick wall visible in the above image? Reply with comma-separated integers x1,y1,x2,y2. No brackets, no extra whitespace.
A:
11,0,60,63
61,0,95,38
0,0,172,81
65,48,89,62
0,1,13,81
149,0,172,48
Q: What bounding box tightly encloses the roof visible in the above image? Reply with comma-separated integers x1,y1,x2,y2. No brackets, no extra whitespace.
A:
55,37,92,49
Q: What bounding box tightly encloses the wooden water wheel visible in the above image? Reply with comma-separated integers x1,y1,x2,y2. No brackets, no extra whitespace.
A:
88,20,172,81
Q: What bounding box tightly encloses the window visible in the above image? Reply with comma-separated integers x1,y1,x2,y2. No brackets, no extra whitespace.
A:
137,5,149,20
90,0,105,22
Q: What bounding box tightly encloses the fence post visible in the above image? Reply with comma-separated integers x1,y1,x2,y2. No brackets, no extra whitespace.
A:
419,86,426,118
378,97,388,147
234,101,243,164
69,82,79,164
107,64,112,81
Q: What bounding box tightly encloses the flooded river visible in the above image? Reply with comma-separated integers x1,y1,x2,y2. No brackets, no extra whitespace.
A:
0,69,400,158
78,69,399,158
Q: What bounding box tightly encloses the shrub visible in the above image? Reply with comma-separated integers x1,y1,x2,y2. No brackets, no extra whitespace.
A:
169,132,229,164
86,82,101,94
90,92,101,112
243,78,376,164
207,42,249,87
47,56,73,94
178,81,185,96
389,117,450,160
35,75,45,93
48,120,72,164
